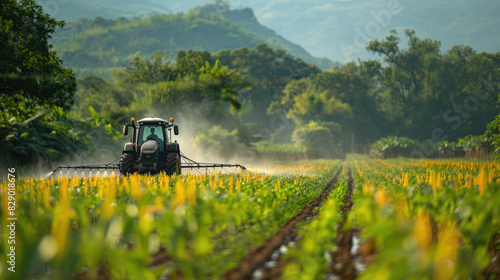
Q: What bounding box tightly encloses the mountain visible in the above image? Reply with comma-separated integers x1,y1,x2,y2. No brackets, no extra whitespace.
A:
40,0,499,66
37,0,172,21
44,5,335,77
249,0,500,62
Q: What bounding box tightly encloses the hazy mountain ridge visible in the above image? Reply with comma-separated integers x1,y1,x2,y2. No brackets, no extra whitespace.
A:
257,0,500,61
40,0,173,20
39,0,499,65
156,0,500,61
47,4,335,77
205,6,333,68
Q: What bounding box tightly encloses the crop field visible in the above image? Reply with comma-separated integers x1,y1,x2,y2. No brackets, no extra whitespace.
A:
1,159,499,280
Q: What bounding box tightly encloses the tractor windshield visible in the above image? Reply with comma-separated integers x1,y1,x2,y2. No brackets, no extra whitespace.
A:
138,125,165,149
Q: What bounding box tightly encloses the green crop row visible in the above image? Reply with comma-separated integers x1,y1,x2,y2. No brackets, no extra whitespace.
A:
281,167,349,280
0,161,341,280
349,159,500,279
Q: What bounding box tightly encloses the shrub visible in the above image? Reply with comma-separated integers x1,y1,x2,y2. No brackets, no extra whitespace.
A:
484,114,500,159
370,136,417,158
292,121,342,158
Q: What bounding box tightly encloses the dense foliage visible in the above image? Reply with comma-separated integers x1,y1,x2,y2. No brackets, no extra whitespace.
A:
0,0,84,169
214,44,321,131
270,30,499,156
370,134,494,159
367,30,499,140
485,114,500,159
0,0,76,116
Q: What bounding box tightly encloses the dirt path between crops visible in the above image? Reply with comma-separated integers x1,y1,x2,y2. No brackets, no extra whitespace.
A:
256,166,368,280
484,231,500,279
327,167,357,280
257,167,358,280
221,167,344,280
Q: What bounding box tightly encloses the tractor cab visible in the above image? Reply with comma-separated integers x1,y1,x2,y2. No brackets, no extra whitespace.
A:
138,124,166,149
121,117,181,175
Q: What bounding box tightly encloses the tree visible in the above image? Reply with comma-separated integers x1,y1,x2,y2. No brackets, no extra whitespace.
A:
110,50,245,113
270,61,385,152
0,0,76,120
0,0,80,168
367,29,441,106
484,114,500,159
311,63,385,146
214,44,320,131
367,30,499,140
292,121,343,158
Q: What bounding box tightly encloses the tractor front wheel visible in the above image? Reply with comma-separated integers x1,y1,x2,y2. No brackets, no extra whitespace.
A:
165,153,181,176
120,152,135,176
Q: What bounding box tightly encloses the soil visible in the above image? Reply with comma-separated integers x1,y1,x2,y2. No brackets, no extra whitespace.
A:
221,167,344,280
74,261,110,280
260,167,364,280
484,231,500,280
328,167,356,280
149,246,171,267
355,231,377,267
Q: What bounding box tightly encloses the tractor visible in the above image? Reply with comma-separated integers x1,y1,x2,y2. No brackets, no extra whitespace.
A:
48,117,245,177
121,117,181,176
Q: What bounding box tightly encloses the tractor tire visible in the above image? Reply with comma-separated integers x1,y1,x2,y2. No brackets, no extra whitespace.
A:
120,152,135,176
165,153,181,176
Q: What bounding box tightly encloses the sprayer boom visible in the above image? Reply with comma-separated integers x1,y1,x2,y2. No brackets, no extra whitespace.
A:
180,154,246,170
49,158,121,175
48,154,245,177
48,116,246,177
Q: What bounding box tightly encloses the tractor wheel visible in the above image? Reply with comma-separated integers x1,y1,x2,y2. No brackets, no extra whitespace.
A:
120,152,135,176
165,153,181,176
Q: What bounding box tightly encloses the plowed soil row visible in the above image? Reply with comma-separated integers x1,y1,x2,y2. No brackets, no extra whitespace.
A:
484,231,500,279
328,167,356,279
260,167,358,280
221,167,344,280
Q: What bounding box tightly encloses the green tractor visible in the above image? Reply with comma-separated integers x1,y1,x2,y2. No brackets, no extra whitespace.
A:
48,117,246,177
120,117,181,176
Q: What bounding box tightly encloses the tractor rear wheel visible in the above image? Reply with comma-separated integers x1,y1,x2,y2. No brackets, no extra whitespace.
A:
165,153,181,176
120,152,135,176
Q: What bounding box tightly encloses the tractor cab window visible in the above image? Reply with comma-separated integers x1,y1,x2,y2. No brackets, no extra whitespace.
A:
138,125,165,150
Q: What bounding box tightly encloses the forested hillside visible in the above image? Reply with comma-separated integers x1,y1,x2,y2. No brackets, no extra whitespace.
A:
34,0,172,21
51,5,335,78
37,0,500,63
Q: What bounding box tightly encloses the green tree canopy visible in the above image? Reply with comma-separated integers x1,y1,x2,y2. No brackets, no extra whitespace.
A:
367,29,500,140
292,120,343,158
484,114,500,159
0,0,76,119
71,50,250,147
0,0,82,168
214,44,321,131
269,61,385,151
